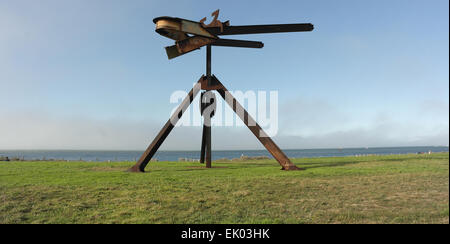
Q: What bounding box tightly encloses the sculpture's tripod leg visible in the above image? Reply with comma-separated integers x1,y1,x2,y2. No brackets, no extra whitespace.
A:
199,124,207,164
204,45,213,168
205,117,212,168
199,124,212,167
215,79,302,171
128,78,202,172
199,112,212,167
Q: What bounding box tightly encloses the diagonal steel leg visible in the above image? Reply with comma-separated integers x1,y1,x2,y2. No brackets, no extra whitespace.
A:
215,78,302,170
128,78,202,172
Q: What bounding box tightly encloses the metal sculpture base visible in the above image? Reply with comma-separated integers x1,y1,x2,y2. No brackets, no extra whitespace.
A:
128,74,302,172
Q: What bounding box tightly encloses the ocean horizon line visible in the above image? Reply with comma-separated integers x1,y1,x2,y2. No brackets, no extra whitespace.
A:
0,145,448,152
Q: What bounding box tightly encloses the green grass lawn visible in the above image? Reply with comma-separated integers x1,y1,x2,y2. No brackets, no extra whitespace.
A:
0,153,448,224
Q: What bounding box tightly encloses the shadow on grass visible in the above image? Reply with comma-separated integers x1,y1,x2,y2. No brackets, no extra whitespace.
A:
167,159,364,172
299,160,363,170
175,166,251,172
171,162,275,172
124,155,427,173
171,160,359,172
299,155,425,170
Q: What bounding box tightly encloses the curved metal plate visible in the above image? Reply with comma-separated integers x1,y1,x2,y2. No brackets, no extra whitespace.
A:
154,17,217,40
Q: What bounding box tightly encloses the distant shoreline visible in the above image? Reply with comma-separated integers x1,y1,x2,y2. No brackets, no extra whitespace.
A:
1,146,448,162
0,145,448,152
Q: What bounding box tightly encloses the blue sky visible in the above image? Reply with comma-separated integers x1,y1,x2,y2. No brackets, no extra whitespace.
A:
0,0,448,150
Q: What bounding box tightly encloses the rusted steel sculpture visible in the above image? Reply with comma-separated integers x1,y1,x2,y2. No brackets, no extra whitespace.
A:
128,10,313,172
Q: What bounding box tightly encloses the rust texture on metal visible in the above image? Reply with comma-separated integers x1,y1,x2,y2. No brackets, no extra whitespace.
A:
200,91,215,168
166,36,215,59
154,9,313,59
200,75,224,90
154,17,217,40
154,18,188,41
200,9,230,32
199,91,216,168
129,10,313,172
200,45,213,168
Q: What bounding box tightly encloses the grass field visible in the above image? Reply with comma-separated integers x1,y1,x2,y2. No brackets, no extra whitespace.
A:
0,153,448,224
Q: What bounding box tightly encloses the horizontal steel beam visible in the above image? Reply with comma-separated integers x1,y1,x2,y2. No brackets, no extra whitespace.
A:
208,23,314,35
165,38,264,59
211,39,264,48
165,36,215,59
